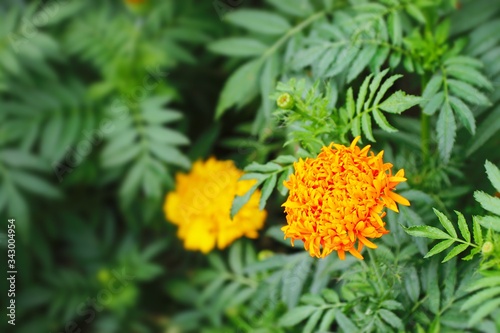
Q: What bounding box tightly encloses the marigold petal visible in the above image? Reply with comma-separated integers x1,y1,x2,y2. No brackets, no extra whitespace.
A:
358,234,377,249
388,176,407,183
388,191,411,206
349,247,364,260
338,249,346,260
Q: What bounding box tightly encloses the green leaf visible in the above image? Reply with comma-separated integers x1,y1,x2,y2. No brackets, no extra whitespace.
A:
318,309,336,331
231,181,264,219
278,167,293,196
444,56,483,68
402,225,452,240
436,103,456,163
266,0,314,17
474,191,500,216
102,144,141,168
119,158,146,199
448,79,490,106
102,130,138,157
373,74,402,106
380,300,403,311
240,173,267,181
421,75,442,106
379,309,403,329
455,211,471,242
449,96,476,134
208,38,268,57
142,108,182,124
372,108,397,133
442,243,469,262
216,59,263,118
260,52,280,117
346,87,355,119
0,150,47,171
427,260,440,314
245,161,281,173
468,298,500,326
292,45,329,69
389,51,402,68
304,310,322,333
301,293,325,306
147,127,190,145
467,276,500,292
429,315,441,333
485,160,500,192
367,68,390,106
472,217,483,245
10,171,61,199
321,289,339,303
150,143,191,169
423,91,444,115
259,173,277,210
225,10,291,35
207,253,227,272
405,266,420,302
436,19,450,44
378,91,422,114
229,241,243,274
466,105,500,156
425,239,455,258
445,64,493,90
433,208,457,238
361,113,375,141
475,215,500,232
335,310,358,332
347,45,377,83
388,10,402,45
351,116,361,138
406,4,426,23
273,155,296,165
461,286,500,311
278,306,317,327
370,47,390,71
356,74,373,115
325,46,359,77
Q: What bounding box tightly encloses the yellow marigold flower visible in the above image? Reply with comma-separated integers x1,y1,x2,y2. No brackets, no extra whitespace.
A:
164,157,267,253
282,137,410,260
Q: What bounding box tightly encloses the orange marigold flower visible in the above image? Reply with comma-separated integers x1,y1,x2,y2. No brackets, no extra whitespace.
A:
164,157,267,253
282,137,410,260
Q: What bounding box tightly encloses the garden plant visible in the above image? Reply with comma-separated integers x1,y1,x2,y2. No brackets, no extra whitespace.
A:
0,0,500,332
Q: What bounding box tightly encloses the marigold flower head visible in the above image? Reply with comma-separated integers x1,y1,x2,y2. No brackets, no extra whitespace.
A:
164,157,267,253
277,93,294,109
282,137,410,260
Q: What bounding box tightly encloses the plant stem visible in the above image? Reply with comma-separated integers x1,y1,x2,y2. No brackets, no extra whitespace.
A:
262,11,326,59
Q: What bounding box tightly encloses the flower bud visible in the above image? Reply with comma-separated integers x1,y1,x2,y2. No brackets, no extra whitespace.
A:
482,241,494,254
257,250,274,261
277,93,294,109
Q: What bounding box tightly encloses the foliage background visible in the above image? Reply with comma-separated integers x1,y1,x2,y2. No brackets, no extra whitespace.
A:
0,0,499,332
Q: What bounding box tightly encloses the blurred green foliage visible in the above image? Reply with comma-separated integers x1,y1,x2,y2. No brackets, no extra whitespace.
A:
0,0,500,332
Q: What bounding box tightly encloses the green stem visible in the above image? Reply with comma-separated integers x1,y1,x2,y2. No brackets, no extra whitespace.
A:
262,11,326,59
